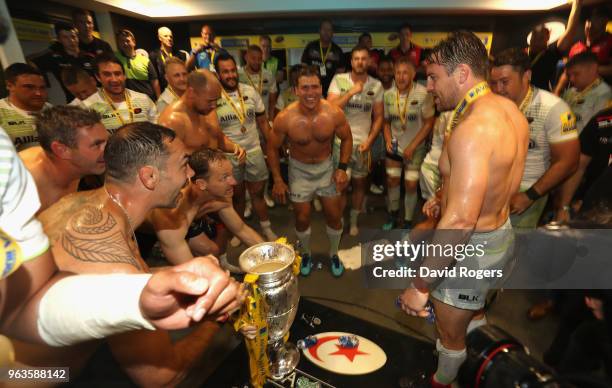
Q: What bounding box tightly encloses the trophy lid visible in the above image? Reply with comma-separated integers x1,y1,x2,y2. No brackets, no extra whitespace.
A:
239,242,295,274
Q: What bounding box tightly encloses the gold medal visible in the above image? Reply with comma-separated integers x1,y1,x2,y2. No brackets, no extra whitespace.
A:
101,88,133,126
221,88,248,133
396,86,410,131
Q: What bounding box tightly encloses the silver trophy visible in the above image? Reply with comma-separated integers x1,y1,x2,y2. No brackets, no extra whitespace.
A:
239,242,300,380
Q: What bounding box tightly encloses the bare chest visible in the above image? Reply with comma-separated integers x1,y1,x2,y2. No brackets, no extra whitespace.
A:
286,114,335,146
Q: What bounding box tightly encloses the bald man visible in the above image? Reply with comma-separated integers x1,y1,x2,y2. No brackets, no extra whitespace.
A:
159,69,246,160
149,26,189,92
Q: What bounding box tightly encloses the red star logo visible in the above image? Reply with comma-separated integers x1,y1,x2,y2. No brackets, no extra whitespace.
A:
329,344,369,362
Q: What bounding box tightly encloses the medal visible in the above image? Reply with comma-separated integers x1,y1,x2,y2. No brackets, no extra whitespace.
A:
101,88,134,126
221,87,248,133
396,85,410,131
244,69,264,95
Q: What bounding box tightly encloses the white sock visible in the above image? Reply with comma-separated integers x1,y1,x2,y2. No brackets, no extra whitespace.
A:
260,220,277,240
434,339,467,385
387,186,400,213
295,227,311,255
467,316,487,334
403,190,418,222
326,225,343,256
350,208,360,228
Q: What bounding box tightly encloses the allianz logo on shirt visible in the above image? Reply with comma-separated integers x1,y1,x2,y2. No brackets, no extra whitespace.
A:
346,101,372,112
14,135,37,146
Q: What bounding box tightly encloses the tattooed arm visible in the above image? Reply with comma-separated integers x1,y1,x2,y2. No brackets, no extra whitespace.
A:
41,202,146,274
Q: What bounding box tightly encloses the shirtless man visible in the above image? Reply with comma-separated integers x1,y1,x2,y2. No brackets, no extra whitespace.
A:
268,65,352,277
19,106,108,212
159,69,245,159
19,122,244,387
150,148,264,272
398,31,528,387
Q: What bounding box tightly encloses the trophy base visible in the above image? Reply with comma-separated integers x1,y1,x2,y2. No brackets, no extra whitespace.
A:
269,341,300,380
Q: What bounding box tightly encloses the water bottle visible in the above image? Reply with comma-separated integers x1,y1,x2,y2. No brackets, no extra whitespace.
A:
391,137,398,155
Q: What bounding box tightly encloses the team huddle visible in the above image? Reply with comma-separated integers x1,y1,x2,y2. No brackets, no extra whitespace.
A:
1,4,611,385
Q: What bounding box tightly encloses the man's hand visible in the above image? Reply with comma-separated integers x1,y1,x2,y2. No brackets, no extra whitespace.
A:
139,255,245,330
398,287,430,318
349,81,364,96
272,180,290,204
333,169,349,193
234,145,246,164
239,324,258,339
422,197,441,220
402,145,415,161
358,142,371,153
385,139,393,154
510,192,534,215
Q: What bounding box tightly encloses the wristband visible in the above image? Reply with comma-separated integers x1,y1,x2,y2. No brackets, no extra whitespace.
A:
525,186,541,201
337,162,348,171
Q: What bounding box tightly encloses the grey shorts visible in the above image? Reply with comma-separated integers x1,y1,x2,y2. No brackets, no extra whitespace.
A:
227,147,268,183
288,157,338,203
431,218,515,310
333,142,371,179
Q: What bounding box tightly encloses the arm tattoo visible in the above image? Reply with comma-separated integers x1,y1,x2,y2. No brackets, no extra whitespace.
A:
60,206,142,270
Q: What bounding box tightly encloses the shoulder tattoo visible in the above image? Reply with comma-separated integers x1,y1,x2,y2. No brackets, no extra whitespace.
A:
60,206,142,270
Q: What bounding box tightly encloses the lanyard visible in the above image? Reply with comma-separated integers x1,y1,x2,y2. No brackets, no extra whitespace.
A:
160,48,172,63
319,41,332,65
395,84,412,129
447,81,490,134
221,88,247,124
101,89,133,126
244,69,263,95
518,86,534,114
167,86,179,100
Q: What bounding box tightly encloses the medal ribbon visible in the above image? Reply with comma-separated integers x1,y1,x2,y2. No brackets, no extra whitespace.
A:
568,78,601,107
446,81,490,134
518,86,534,114
244,69,264,95
221,88,247,125
167,86,179,100
101,89,133,126
396,84,411,129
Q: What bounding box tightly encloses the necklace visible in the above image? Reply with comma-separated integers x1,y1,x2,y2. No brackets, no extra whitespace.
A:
104,186,138,244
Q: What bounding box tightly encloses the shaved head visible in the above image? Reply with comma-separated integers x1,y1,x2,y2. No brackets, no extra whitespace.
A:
158,26,171,37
